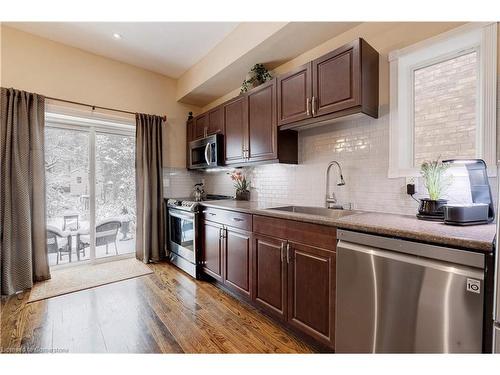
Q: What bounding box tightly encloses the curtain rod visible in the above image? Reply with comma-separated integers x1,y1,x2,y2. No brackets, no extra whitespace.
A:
45,96,167,121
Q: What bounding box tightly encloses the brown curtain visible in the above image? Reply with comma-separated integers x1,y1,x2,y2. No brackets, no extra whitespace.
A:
1,88,50,296
135,113,164,263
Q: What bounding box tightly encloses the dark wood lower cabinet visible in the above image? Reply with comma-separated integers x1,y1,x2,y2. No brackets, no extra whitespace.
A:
201,220,223,282
200,212,336,350
287,241,336,348
253,234,287,321
224,227,252,298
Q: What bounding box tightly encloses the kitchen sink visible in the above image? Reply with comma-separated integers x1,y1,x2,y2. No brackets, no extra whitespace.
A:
266,205,356,219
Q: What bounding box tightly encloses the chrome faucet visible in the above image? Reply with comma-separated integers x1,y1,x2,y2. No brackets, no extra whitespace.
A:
325,161,346,209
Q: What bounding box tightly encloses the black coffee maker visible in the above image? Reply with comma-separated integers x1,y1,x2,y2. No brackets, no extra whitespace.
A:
441,159,494,225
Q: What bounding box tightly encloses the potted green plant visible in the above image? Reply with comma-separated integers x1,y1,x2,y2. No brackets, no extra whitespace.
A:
229,170,251,201
418,158,453,218
240,64,272,93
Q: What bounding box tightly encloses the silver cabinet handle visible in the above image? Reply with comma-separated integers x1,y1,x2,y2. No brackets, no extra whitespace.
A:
232,217,244,222
286,243,290,263
306,98,310,116
280,242,285,263
311,96,316,116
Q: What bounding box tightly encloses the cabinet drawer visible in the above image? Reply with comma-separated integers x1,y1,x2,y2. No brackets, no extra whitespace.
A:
201,207,252,231
253,215,336,251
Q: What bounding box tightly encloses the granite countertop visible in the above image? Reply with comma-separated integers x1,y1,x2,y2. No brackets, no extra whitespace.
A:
200,200,496,252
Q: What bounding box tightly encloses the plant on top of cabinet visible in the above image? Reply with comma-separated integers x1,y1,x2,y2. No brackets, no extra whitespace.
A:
240,63,273,93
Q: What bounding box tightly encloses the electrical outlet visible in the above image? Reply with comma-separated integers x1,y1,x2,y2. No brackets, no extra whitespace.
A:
405,176,417,185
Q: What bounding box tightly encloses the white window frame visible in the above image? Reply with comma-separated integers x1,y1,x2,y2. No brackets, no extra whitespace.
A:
45,105,136,269
388,22,497,178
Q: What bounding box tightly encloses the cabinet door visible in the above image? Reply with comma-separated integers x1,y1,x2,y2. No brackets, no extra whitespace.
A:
207,106,224,135
186,119,194,143
186,119,194,168
247,79,277,162
194,114,207,139
224,227,252,298
201,220,223,281
277,63,312,126
312,40,361,117
288,242,335,348
253,234,287,320
224,96,247,164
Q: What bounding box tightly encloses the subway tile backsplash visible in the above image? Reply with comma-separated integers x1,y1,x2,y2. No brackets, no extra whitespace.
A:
166,88,498,215
202,103,498,216
163,167,202,198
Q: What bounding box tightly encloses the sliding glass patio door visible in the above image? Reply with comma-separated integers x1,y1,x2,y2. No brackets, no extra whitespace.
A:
95,132,136,259
45,114,136,268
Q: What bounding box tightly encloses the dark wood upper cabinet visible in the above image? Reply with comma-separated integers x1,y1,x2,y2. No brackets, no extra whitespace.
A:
277,38,378,130
310,38,378,121
194,113,207,139
207,106,224,135
186,119,194,143
312,40,361,117
186,119,194,168
277,63,313,126
201,220,224,282
247,78,277,162
223,96,247,165
224,227,252,298
253,234,287,321
186,38,376,167
288,241,336,349
223,80,297,166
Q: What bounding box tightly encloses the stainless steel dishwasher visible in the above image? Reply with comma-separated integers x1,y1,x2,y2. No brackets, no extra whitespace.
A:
336,230,485,353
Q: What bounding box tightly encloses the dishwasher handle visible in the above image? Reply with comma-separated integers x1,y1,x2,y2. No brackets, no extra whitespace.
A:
337,240,484,279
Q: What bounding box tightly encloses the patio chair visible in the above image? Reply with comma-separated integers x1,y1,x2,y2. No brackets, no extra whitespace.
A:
77,219,122,256
46,225,72,265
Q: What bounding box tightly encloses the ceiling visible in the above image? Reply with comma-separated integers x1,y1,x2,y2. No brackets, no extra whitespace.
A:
179,22,362,106
6,21,362,107
6,22,239,78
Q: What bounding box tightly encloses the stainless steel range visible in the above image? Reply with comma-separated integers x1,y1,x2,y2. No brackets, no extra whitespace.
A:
165,194,231,278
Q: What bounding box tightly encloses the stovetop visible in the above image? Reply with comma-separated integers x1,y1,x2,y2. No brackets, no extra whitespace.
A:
166,194,232,212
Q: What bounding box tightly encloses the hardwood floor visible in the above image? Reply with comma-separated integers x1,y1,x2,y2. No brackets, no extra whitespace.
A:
1,262,315,353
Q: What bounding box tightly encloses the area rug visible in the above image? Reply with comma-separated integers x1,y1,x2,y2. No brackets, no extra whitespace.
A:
28,258,153,303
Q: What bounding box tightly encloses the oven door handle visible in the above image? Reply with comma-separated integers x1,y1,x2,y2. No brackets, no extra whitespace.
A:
204,142,211,165
168,210,195,221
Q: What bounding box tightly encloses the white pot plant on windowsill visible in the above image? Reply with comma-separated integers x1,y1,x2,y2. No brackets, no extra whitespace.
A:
417,157,453,220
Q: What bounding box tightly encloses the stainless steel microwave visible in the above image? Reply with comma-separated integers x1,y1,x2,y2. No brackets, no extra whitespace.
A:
188,134,224,169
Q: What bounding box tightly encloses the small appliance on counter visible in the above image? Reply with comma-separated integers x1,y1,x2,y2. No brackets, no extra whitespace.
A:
442,159,494,226
193,182,205,202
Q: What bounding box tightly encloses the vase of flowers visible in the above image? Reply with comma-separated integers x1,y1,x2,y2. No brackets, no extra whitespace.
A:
229,170,251,201
418,158,453,218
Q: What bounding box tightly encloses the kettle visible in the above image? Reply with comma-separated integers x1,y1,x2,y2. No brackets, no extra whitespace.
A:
193,183,205,202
